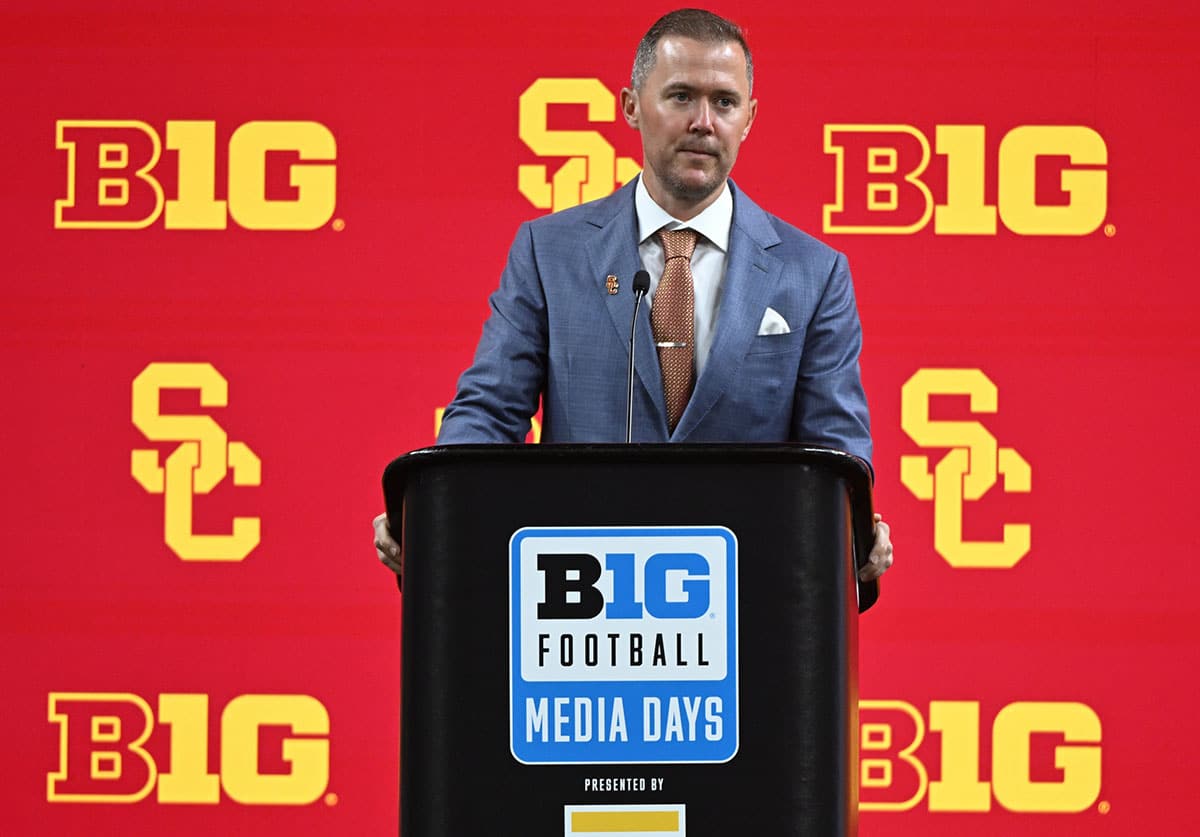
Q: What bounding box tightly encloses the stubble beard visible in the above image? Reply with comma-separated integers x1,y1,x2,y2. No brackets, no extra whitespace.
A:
656,151,730,207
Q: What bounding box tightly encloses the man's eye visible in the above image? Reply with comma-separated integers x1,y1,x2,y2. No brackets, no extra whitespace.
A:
716,98,734,108
672,92,690,102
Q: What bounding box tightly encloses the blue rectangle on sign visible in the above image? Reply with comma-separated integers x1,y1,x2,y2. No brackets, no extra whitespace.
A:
510,526,738,765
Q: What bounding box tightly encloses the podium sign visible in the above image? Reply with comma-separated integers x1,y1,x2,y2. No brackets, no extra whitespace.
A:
510,525,739,765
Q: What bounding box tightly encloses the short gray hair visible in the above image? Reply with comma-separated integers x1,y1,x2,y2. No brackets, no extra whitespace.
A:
630,9,753,93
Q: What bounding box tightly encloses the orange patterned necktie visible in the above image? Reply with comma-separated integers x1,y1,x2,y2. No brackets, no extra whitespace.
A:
652,228,698,433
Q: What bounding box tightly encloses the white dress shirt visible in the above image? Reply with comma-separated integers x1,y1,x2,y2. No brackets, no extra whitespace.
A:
635,175,733,379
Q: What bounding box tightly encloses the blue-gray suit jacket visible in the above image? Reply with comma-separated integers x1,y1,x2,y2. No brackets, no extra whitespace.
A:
437,178,872,468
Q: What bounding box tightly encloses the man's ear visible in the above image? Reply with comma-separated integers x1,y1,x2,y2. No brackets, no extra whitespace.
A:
741,98,758,142
620,87,640,129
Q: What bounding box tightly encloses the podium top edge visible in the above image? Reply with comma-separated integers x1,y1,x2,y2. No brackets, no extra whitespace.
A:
384,443,871,489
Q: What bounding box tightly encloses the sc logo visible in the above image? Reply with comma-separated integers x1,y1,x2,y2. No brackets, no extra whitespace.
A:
900,369,1031,568
517,79,641,213
537,553,711,620
131,362,261,561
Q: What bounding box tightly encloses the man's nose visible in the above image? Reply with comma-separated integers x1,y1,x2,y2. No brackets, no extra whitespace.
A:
690,101,714,133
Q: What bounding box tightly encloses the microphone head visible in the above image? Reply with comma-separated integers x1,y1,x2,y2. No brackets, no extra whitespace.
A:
633,269,651,295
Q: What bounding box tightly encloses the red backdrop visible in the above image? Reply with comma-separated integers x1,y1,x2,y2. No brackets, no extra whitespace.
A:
4,0,1198,833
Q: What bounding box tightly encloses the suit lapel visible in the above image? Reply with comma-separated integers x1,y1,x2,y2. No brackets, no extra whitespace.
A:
675,183,783,440
582,182,669,433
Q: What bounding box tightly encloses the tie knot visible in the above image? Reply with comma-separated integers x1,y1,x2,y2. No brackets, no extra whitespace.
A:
659,228,697,262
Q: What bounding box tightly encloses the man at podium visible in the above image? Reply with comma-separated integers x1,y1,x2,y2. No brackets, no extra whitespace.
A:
374,8,892,582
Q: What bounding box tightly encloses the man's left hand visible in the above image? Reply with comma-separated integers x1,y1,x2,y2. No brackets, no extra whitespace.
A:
859,513,893,582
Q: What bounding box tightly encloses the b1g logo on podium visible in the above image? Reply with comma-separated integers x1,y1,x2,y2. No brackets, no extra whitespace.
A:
511,526,738,765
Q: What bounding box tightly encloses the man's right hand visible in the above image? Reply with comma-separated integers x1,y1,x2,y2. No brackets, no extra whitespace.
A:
373,511,403,576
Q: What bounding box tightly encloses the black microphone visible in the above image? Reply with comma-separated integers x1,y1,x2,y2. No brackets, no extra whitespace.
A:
626,269,652,443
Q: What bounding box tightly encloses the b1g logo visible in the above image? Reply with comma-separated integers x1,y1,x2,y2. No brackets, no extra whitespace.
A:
55,119,336,229
518,79,641,213
47,692,330,805
824,124,1107,235
860,700,1102,813
511,526,737,764
900,369,1031,569
131,362,261,561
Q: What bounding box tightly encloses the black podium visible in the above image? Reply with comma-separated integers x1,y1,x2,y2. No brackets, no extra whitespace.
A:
383,444,877,836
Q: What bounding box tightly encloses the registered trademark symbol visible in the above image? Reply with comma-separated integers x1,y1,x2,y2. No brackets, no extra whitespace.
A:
1103,223,1116,237
1098,800,1110,814
332,218,346,232
325,791,340,806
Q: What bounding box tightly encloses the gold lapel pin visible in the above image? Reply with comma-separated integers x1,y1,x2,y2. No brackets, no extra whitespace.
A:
605,274,620,295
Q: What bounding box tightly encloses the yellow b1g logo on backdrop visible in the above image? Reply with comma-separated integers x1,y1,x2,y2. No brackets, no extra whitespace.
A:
47,693,330,805
55,119,336,229
518,79,641,213
131,363,261,561
824,124,1107,235
860,699,1102,813
900,369,1031,568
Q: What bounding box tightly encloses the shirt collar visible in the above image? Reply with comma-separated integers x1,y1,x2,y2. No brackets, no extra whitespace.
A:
635,174,733,252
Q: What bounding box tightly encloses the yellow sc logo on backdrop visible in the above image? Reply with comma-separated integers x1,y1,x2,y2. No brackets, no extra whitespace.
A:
900,369,1031,568
56,119,336,230
518,79,641,213
131,363,261,561
47,692,329,805
824,124,1107,235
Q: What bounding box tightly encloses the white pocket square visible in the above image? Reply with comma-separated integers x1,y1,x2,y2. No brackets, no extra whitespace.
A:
757,307,791,336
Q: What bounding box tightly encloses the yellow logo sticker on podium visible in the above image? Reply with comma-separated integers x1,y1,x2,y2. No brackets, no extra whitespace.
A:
565,804,685,835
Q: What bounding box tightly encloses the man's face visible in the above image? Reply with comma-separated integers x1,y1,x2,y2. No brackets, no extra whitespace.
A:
622,36,757,220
